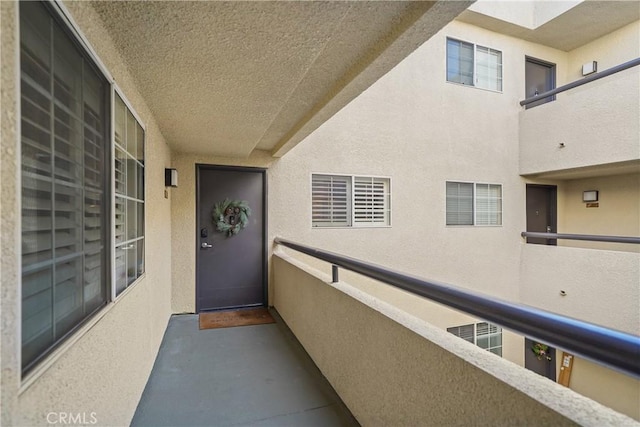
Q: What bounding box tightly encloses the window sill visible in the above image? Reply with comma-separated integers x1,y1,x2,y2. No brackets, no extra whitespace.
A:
312,225,393,229
445,80,503,94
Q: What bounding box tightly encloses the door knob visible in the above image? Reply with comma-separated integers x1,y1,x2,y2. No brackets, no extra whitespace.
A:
201,242,213,249
546,226,552,233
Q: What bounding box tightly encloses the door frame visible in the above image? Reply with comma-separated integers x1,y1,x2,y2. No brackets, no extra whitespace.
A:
524,56,557,109
525,184,558,245
195,164,268,312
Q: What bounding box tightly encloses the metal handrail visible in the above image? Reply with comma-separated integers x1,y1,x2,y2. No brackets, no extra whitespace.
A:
520,57,640,106
274,237,640,378
521,232,640,245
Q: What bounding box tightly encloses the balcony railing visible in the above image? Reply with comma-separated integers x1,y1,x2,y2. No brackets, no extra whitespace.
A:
274,237,640,378
519,57,640,176
521,231,640,245
520,57,640,107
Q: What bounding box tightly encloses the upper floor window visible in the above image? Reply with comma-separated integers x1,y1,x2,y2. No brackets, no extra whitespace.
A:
446,182,502,226
312,174,391,228
447,38,503,92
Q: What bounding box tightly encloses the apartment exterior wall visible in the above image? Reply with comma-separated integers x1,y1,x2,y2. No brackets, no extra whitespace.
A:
266,18,639,419
0,2,173,425
557,173,640,252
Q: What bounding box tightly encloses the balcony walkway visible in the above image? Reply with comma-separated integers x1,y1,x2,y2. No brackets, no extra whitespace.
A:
131,312,358,427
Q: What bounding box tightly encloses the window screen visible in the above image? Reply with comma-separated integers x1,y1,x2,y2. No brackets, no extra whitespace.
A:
20,1,109,373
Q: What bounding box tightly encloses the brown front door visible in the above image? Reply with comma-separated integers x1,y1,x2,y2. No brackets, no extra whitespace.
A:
526,184,557,245
196,165,266,312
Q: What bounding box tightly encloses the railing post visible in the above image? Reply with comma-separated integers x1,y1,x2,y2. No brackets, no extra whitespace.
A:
332,265,339,283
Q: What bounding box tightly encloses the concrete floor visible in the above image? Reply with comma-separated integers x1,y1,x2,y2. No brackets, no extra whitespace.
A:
131,312,359,427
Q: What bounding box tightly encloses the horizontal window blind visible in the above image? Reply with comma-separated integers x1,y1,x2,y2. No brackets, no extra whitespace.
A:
448,322,503,357
353,177,390,226
475,183,502,226
312,175,351,227
446,182,473,225
20,1,109,373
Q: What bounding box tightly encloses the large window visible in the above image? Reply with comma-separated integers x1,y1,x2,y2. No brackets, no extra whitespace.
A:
19,1,145,374
446,182,502,226
114,94,145,295
447,322,503,356
20,1,110,373
447,38,503,92
312,174,391,227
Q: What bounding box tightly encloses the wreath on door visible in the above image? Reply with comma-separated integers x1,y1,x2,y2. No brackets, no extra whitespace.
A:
212,199,251,237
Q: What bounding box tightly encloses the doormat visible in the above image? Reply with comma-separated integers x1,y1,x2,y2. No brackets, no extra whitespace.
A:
199,307,275,330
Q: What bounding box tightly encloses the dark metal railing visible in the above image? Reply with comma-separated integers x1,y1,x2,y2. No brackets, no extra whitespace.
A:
520,57,640,107
521,232,640,245
274,237,640,378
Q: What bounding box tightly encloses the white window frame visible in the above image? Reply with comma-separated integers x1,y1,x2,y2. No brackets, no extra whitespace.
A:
446,37,503,93
446,181,502,227
311,173,392,228
447,322,503,357
111,86,146,301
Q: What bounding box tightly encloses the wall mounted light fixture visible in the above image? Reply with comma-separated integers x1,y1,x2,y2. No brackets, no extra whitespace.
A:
165,168,178,187
582,61,597,76
582,190,598,202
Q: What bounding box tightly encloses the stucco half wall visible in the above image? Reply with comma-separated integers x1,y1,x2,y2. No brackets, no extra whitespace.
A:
272,248,636,427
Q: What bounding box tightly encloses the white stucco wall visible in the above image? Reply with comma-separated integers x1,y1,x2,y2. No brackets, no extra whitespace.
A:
567,20,640,81
557,173,640,252
1,2,173,425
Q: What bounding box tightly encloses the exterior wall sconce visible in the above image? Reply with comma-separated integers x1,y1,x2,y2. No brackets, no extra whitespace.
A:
165,168,178,187
582,61,597,76
582,190,598,202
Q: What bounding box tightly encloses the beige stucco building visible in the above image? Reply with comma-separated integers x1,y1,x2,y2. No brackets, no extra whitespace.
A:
1,1,639,425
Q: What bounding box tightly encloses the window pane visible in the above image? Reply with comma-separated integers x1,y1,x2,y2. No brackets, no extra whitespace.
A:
312,174,351,227
447,39,474,85
127,240,138,285
115,94,126,147
476,183,502,226
20,1,109,373
354,177,391,226
476,46,502,91
114,95,145,294
127,199,137,241
137,237,145,277
126,108,137,157
446,182,473,225
115,245,127,295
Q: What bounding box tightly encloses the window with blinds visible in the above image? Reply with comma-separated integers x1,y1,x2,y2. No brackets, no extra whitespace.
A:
475,183,502,226
312,174,391,228
448,322,502,357
20,1,109,373
446,182,473,225
114,94,145,295
353,177,391,226
446,181,502,226
312,175,351,227
447,38,503,92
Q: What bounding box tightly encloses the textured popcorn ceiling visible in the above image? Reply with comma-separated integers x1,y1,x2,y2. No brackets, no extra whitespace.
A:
458,1,640,52
91,1,470,158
